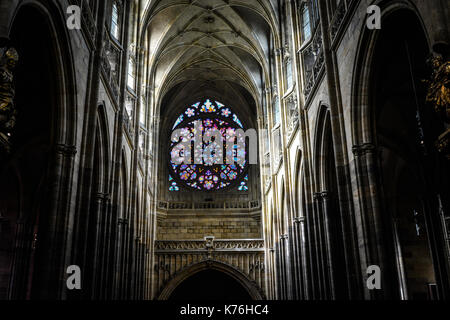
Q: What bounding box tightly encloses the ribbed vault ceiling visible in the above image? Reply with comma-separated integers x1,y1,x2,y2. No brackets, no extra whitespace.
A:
141,0,279,121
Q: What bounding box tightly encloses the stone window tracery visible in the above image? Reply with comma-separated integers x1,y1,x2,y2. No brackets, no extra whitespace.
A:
168,99,249,192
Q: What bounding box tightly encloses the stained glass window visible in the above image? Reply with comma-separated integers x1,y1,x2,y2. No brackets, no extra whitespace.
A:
127,57,136,90
111,2,120,40
301,5,311,42
169,99,249,191
274,97,280,125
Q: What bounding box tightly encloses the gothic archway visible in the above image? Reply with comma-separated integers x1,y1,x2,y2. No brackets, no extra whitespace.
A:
169,269,251,300
0,2,77,299
352,5,450,299
157,261,264,300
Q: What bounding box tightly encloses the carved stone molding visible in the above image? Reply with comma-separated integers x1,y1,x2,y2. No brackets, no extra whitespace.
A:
155,239,265,253
302,27,324,100
286,92,299,137
352,143,376,157
249,261,264,272
71,0,96,43
154,261,170,273
55,144,77,157
320,191,330,200
94,192,110,202
330,0,348,41
293,217,305,224
0,46,19,154
283,44,291,63
157,200,261,211
436,129,450,159
313,192,322,201
101,30,122,101
425,56,450,159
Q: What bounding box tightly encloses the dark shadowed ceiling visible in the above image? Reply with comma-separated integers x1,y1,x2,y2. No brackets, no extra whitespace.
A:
140,0,280,124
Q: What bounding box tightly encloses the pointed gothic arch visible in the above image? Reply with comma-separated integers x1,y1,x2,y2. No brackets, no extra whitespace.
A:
0,2,78,299
352,4,450,299
157,260,264,300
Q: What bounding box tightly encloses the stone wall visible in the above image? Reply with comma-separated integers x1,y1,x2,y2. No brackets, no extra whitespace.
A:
157,215,262,240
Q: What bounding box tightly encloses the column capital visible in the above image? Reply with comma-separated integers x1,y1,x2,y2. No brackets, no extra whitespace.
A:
352,143,376,156
362,143,376,154
320,191,330,200
94,192,110,201
55,144,77,157
352,145,363,157
293,217,305,224
256,116,264,124
313,192,322,201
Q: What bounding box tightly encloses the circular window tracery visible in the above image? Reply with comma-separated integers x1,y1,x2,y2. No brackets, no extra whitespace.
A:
168,99,249,191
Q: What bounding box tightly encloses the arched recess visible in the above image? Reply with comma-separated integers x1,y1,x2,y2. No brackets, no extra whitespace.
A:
114,151,129,299
312,104,347,299
91,104,111,196
0,2,77,299
352,3,450,299
82,105,110,298
158,260,264,300
8,1,77,145
291,148,307,300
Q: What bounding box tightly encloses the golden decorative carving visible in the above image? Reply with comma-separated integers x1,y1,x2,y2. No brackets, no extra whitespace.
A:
425,56,450,159
0,47,19,153
436,129,450,160
426,56,450,119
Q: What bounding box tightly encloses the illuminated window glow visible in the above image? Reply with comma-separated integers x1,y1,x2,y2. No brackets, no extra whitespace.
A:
169,99,248,191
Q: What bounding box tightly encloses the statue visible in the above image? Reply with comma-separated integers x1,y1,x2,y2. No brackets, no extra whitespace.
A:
426,56,450,120
0,46,19,153
425,55,450,159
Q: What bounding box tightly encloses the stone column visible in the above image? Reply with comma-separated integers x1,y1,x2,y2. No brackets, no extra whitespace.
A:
281,233,292,299
91,192,110,298
304,194,318,299
116,217,129,299
24,142,77,300
352,143,391,299
290,218,300,299
295,216,309,299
